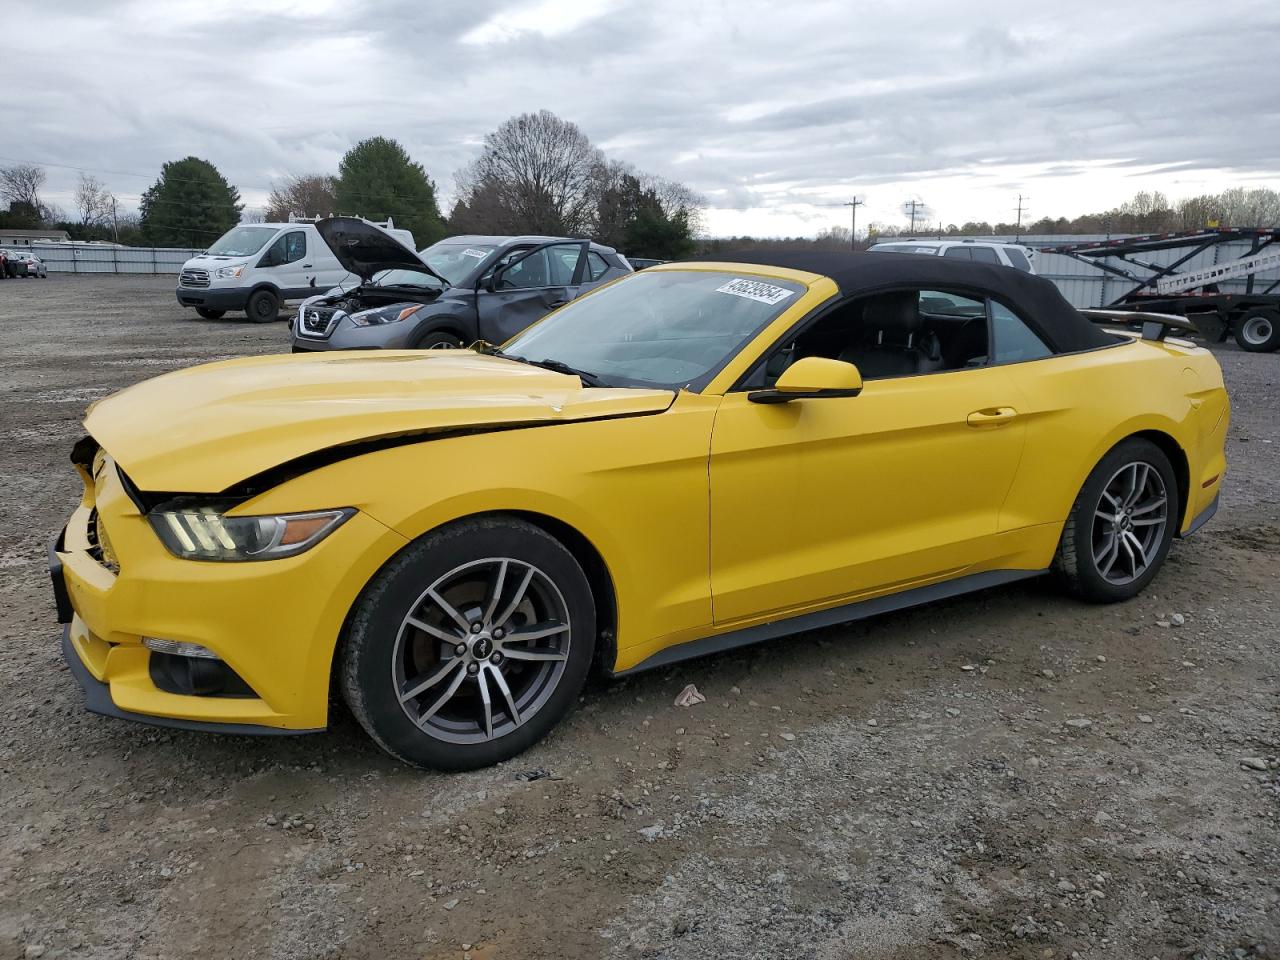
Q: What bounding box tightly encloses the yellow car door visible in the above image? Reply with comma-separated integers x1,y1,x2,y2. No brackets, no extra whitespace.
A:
709,365,1027,625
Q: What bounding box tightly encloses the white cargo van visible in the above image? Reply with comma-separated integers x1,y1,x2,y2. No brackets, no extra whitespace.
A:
868,239,1037,273
175,217,415,322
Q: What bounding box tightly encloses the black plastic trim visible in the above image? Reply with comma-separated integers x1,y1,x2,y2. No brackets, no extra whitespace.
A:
1181,492,1219,537
60,627,321,737
48,532,72,624
613,568,1045,677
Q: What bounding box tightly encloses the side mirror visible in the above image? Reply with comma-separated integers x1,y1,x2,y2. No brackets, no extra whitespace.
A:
748,356,864,404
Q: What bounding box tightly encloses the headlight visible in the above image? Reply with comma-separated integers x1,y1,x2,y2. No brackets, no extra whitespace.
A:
148,506,354,561
214,265,244,279
350,305,423,326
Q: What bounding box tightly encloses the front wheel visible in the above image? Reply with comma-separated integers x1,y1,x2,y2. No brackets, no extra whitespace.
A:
1233,309,1280,352
195,307,225,320
245,288,280,323
340,517,596,771
1054,438,1178,603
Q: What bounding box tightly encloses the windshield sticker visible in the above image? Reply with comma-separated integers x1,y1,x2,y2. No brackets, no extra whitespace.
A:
461,248,488,259
715,278,795,306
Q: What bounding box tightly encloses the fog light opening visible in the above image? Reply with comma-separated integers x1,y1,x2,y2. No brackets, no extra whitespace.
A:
142,637,221,660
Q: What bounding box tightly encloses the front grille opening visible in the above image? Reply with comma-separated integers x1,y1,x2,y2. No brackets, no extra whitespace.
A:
180,268,210,288
86,508,120,574
148,652,256,698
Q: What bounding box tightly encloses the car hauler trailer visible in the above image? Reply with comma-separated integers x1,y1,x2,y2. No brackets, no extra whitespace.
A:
1041,228,1280,352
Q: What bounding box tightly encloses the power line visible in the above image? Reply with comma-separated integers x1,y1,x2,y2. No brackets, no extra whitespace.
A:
1015,194,1029,236
904,198,925,235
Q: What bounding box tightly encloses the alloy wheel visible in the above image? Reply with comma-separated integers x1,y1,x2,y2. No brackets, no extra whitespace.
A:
1091,461,1168,585
392,558,572,744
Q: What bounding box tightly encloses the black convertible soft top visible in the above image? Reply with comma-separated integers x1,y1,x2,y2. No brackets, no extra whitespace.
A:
694,250,1113,354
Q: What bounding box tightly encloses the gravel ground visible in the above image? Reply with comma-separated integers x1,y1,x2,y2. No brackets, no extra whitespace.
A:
1,275,1277,960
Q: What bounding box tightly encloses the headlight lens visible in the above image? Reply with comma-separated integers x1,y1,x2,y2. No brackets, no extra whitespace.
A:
214,265,244,279
148,507,354,562
350,305,423,326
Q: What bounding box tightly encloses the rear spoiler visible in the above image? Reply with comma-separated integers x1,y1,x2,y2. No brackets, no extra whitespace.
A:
1079,308,1199,342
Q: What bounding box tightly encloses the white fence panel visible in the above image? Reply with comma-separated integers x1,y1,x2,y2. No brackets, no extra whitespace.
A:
24,244,203,275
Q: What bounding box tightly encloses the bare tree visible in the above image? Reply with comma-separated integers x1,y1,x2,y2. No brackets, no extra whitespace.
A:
74,173,112,226
265,174,337,221
0,163,47,213
457,110,605,236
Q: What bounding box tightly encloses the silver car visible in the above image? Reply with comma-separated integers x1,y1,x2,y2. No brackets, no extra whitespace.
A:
14,252,49,278
290,220,632,352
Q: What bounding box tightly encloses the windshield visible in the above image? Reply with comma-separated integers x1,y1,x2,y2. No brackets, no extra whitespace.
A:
206,226,278,257
502,270,805,389
373,267,445,289
422,240,497,285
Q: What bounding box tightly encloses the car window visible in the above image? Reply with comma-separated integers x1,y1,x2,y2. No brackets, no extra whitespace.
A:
1004,247,1032,272
585,251,611,281
942,246,971,260
500,248,551,289
969,246,1000,264
990,301,1052,364
546,243,582,285
262,230,306,267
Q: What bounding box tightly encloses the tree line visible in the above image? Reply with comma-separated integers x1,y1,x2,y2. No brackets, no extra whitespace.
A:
0,111,702,260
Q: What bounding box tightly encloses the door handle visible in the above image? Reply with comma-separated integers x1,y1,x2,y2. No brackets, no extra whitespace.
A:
966,407,1018,426
302,263,313,268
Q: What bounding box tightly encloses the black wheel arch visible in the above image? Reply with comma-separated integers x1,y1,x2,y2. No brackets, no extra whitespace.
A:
411,314,476,347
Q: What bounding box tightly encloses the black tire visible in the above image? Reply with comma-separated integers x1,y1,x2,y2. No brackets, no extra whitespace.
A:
245,288,280,323
413,329,464,350
1054,438,1179,603
1233,309,1280,352
340,516,596,771
195,307,226,320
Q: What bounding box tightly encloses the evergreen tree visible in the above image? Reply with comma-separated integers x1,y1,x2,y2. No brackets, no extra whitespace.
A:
139,157,242,247
335,137,446,246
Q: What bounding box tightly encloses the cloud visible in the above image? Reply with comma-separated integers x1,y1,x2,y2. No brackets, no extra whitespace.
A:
3,0,1278,237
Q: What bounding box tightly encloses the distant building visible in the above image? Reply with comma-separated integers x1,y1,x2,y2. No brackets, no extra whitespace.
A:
0,228,71,246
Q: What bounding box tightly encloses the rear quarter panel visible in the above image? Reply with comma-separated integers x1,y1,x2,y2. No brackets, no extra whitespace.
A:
1000,337,1225,553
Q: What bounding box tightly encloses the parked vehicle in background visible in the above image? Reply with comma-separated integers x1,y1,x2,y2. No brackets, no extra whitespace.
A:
2,250,30,278
625,257,666,270
175,218,415,323
290,222,632,352
14,252,48,278
869,239,1037,273
0,249,7,279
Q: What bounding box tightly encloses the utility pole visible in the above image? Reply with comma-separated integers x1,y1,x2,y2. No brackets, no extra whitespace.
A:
1015,194,1029,237
842,197,864,250
905,199,924,235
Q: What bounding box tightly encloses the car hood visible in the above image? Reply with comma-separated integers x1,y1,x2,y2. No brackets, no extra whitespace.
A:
84,351,676,493
315,217,450,285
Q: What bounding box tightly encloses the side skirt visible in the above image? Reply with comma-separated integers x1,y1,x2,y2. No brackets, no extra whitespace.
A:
614,568,1046,677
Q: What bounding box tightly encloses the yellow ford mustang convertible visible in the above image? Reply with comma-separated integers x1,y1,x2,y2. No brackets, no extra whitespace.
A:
50,250,1228,769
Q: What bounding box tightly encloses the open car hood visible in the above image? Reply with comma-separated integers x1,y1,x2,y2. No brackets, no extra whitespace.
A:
315,217,450,285
84,351,676,493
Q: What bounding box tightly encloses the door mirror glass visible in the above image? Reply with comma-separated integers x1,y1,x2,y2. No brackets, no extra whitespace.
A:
749,356,863,404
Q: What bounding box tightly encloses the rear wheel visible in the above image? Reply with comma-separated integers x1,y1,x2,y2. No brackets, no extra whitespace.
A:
1233,309,1280,352
195,307,225,320
414,329,464,350
340,517,595,771
1054,438,1178,603
246,288,280,323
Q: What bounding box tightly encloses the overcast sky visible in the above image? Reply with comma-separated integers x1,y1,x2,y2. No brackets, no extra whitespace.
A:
6,0,1280,237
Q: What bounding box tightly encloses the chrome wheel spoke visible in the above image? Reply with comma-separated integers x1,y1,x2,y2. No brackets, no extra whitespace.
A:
493,566,535,629
1096,532,1121,576
428,588,472,634
399,656,463,704
1131,497,1166,516
406,615,461,644
1123,530,1149,569
417,661,468,726
477,667,494,740
506,621,570,643
481,559,509,625
488,665,522,727
1131,516,1164,527
501,647,568,663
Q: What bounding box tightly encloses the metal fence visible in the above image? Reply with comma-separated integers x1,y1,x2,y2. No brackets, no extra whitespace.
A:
942,234,1280,308
15,243,204,275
